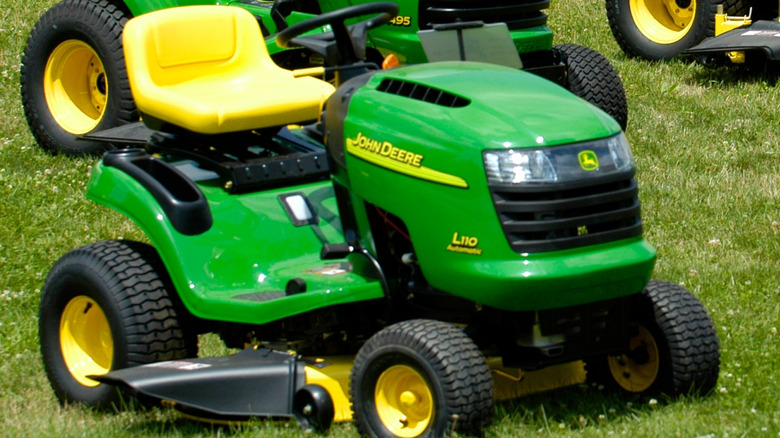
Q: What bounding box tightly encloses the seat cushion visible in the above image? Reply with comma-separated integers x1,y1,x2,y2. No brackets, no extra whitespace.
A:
142,73,335,134
123,6,336,134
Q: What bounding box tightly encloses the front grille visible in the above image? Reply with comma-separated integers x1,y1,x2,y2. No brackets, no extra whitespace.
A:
377,79,470,107
490,172,642,253
419,0,549,30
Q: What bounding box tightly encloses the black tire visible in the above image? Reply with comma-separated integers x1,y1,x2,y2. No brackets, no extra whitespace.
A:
293,384,335,433
20,0,137,156
585,280,720,397
350,319,494,438
555,44,628,130
39,240,197,408
606,0,754,61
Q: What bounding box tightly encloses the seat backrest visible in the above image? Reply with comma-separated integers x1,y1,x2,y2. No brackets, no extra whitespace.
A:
123,5,274,90
122,5,335,134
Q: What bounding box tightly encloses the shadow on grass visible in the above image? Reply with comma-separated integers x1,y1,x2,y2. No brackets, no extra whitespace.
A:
84,384,720,437
614,49,780,87
492,383,708,433
103,403,309,437
94,374,721,436
687,56,780,87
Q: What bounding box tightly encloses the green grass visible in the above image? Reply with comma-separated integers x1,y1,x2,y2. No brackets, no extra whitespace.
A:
1,0,778,436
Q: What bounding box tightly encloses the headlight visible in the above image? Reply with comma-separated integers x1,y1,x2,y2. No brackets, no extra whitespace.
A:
483,133,634,184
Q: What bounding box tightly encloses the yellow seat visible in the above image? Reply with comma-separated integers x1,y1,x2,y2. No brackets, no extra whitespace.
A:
122,6,335,134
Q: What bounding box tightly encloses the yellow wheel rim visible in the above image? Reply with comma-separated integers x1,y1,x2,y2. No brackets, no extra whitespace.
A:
44,40,108,135
630,0,696,44
60,296,113,387
607,325,660,392
374,365,434,438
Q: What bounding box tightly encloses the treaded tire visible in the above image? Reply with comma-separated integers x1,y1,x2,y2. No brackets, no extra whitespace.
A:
606,0,753,60
555,44,628,130
39,240,197,409
723,0,754,18
585,280,720,397
21,0,136,156
350,319,494,437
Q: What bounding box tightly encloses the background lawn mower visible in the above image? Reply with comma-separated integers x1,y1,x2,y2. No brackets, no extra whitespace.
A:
21,0,627,156
606,0,780,69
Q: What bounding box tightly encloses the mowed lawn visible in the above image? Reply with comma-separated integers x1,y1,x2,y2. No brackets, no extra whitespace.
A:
0,0,777,436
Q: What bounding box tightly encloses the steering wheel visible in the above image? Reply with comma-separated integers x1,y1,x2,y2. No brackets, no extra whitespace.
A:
276,2,399,67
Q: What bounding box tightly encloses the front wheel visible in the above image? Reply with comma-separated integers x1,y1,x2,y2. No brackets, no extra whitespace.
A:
20,0,137,155
293,384,335,433
586,280,720,396
350,319,494,438
605,0,753,60
39,240,197,408
555,44,628,130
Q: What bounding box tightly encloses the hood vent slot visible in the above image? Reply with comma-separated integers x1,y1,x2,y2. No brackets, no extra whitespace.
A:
377,79,470,108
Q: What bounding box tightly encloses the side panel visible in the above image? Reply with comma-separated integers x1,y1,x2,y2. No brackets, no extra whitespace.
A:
86,161,384,324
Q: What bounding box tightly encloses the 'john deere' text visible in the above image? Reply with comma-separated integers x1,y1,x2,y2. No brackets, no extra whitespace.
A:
349,132,423,167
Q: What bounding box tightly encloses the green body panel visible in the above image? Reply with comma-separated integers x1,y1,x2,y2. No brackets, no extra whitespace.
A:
87,164,384,324
339,62,656,310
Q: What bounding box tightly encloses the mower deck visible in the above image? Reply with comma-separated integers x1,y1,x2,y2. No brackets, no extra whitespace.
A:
684,20,780,61
93,347,586,423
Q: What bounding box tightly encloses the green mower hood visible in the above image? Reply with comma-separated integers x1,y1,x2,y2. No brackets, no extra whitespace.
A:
332,62,654,311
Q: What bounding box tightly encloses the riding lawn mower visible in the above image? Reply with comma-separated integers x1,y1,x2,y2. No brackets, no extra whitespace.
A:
39,2,721,436
607,0,780,68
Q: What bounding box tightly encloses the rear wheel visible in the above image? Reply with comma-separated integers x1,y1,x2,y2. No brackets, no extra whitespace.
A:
39,240,196,408
586,280,720,396
606,0,753,60
555,44,628,130
350,319,494,438
21,0,136,155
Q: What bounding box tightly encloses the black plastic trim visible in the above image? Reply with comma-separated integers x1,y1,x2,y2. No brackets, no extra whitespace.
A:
419,0,549,30
93,347,307,419
145,127,330,194
103,149,213,236
376,79,470,107
489,171,642,253
324,71,377,171
231,152,329,191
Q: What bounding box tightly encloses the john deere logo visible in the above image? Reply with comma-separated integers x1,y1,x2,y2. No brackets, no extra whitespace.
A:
578,150,599,171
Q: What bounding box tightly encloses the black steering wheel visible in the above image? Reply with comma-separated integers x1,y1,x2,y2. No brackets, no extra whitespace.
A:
276,2,399,67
